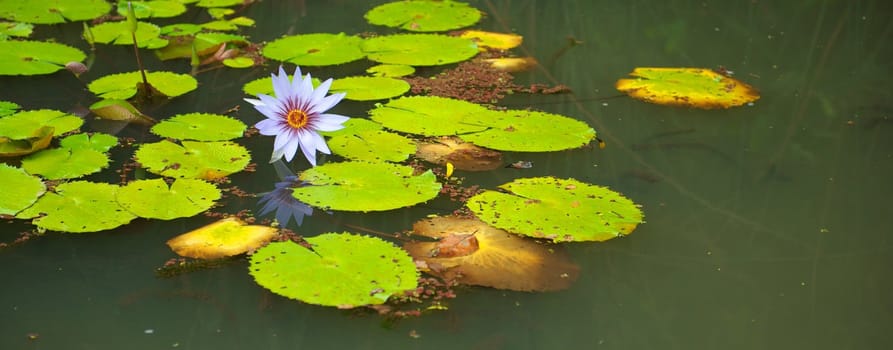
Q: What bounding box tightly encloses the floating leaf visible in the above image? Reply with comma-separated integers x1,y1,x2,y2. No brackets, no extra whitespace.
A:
16,181,136,233
0,126,53,157
262,33,365,67
292,161,441,212
0,101,19,116
202,16,254,31
484,57,538,72
135,140,250,180
330,76,410,101
195,0,243,7
362,34,477,66
368,96,494,136
167,217,276,259
88,71,198,99
222,57,253,68
328,129,416,162
0,40,86,76
366,64,415,78
415,136,502,171
0,21,32,39
159,23,202,36
150,113,246,141
318,118,383,138
116,0,186,19
467,177,644,242
155,32,247,60
90,20,168,48
89,99,157,125
365,0,481,32
405,216,580,291
0,164,45,216
458,109,596,152
249,233,419,308
22,133,116,180
459,30,523,50
0,0,111,24
615,67,760,109
0,109,83,139
116,178,221,220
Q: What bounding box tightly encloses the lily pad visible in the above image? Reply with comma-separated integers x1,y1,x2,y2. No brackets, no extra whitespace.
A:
249,233,419,308
202,16,254,31
116,178,221,220
459,30,523,50
483,57,538,73
21,133,117,180
366,64,415,78
0,109,83,139
415,136,502,171
89,20,168,49
116,1,187,19
0,21,32,39
150,113,246,141
167,217,278,259
88,71,198,99
365,0,481,32
458,109,597,152
0,126,53,157
195,0,244,7
0,40,86,76
262,33,365,67
405,216,580,291
16,181,136,233
134,140,251,180
155,32,247,60
318,117,383,138
89,99,157,125
368,96,495,136
0,0,111,24
615,67,760,109
0,101,19,116
0,164,45,216
362,34,478,66
292,161,441,212
328,129,416,163
466,177,644,242
330,76,410,101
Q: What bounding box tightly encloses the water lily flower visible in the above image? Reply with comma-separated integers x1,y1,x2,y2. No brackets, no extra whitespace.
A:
244,66,348,166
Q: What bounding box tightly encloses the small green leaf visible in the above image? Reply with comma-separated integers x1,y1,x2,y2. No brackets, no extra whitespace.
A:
17,181,136,233
0,21,33,39
0,101,20,116
0,164,45,216
21,147,109,180
222,57,254,68
459,110,596,152
59,133,117,152
116,178,221,220
151,113,246,141
117,0,187,19
90,20,168,49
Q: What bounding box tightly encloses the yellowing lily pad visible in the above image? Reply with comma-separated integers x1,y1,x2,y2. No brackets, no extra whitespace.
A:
405,216,580,292
415,136,502,171
262,33,365,67
0,164,45,216
615,67,760,109
167,217,277,259
150,113,246,141
16,181,137,233
0,126,53,157
365,0,481,32
484,57,538,72
467,177,644,242
459,30,523,50
134,140,250,180
88,71,197,100
116,178,221,220
249,233,418,308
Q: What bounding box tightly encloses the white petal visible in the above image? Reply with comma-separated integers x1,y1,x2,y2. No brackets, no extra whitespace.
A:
312,132,331,154
273,131,292,151
243,97,264,106
254,119,282,135
282,135,301,162
290,66,303,95
298,131,318,166
309,92,345,114
271,66,291,99
309,78,333,104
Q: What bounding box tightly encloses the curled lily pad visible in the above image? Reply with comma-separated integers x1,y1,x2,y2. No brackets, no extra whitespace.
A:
615,67,760,109
249,233,419,308
262,33,365,67
0,164,45,216
116,178,221,220
167,217,277,259
89,99,157,125
330,76,410,101
155,32,247,60
0,109,83,139
405,216,580,291
365,0,481,32
467,177,644,242
150,113,246,141
0,0,111,24
458,109,596,152
135,140,250,180
88,71,198,99
328,129,416,163
1,21,33,39
89,20,168,49
362,34,478,66
415,136,502,171
21,133,117,180
0,126,53,157
292,161,441,212
16,181,136,233
0,40,86,76
368,96,494,136
484,57,538,72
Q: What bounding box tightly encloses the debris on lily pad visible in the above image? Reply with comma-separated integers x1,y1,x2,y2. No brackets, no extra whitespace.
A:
330,76,410,101
134,140,250,180
0,164,45,216
362,34,478,66
16,181,137,233
150,113,246,141
0,40,86,76
88,71,198,100
167,217,278,259
365,0,481,32
0,0,111,24
615,67,760,109
466,177,644,242
405,216,580,292
415,136,502,171
116,178,221,220
292,161,441,212
249,233,418,308
262,33,365,67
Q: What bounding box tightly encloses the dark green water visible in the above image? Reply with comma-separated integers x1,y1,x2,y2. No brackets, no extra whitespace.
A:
2,1,892,349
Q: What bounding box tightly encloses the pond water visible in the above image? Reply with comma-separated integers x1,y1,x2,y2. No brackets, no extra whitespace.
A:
2,0,892,349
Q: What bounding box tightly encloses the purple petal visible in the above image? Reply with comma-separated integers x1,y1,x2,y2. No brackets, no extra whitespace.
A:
243,97,264,106
289,66,303,95
313,114,349,132
282,136,301,162
297,73,314,108
271,66,291,99
254,119,283,135
312,132,331,154
309,92,345,115
298,131,318,166
309,78,333,104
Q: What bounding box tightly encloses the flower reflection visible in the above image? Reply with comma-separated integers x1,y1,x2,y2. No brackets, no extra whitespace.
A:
257,160,314,228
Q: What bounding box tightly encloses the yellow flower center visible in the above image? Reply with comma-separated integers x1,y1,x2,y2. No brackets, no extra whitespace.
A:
286,109,309,129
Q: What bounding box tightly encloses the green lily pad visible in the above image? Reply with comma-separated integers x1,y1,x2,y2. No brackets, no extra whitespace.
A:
361,34,477,66
466,177,644,242
459,110,596,152
368,96,494,136
330,76,410,101
249,233,419,308
195,0,243,7
318,117,383,138
155,32,247,60
0,40,86,76
151,113,246,141
1,21,32,39
89,99,157,125
159,23,202,36
59,132,117,152
262,33,365,67
0,164,45,216
222,57,254,68
89,20,168,49
365,0,481,32
201,16,254,31
135,140,251,180
0,109,83,139
292,161,441,211
0,101,19,116
366,64,415,78
206,7,232,19
116,1,186,19
21,133,116,180
16,181,136,233
0,0,111,24
328,129,416,163
88,71,198,99
116,178,221,220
